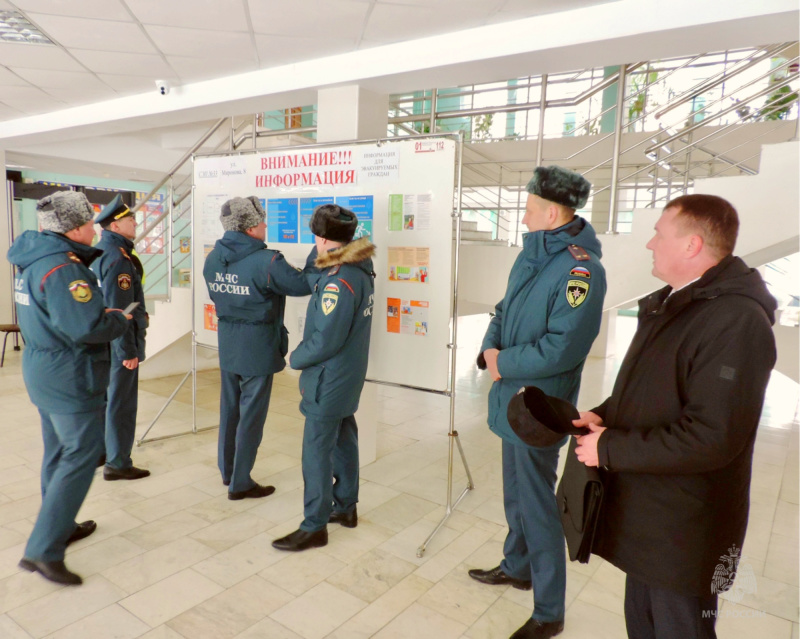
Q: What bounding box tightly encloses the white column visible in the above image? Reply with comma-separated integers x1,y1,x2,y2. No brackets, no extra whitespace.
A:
0,150,13,324
589,307,616,359
316,85,388,143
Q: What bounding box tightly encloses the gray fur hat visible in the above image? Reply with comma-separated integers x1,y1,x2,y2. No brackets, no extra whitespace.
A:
309,204,357,243
220,196,265,233
526,165,591,210
37,191,94,234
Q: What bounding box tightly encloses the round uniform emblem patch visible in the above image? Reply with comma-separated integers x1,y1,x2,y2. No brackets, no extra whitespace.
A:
566,279,589,308
69,280,92,303
118,273,132,290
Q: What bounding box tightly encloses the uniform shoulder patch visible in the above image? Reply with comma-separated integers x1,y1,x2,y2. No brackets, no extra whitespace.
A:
567,245,590,261
66,251,81,263
569,266,591,279
566,279,589,308
327,264,341,276
118,273,132,290
69,280,92,303
324,282,340,294
321,291,339,315
118,247,131,260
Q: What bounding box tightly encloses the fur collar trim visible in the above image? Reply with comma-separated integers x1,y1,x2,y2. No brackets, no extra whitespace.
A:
315,237,375,268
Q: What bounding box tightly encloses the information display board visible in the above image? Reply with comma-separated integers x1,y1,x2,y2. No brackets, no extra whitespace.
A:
192,136,459,392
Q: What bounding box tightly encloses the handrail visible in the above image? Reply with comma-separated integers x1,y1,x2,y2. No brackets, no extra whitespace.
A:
646,71,799,154
134,117,227,243
653,43,793,120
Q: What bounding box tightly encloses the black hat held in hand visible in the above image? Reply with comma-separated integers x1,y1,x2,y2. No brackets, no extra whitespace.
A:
507,386,586,448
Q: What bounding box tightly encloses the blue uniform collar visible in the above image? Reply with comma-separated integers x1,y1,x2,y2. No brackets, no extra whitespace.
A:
521,217,579,259
43,230,103,265
99,229,134,250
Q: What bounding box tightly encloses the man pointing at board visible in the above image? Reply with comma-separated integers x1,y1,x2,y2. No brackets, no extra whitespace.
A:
204,196,310,500
273,204,375,552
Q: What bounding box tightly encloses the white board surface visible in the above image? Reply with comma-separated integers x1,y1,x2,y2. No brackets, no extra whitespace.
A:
192,136,458,392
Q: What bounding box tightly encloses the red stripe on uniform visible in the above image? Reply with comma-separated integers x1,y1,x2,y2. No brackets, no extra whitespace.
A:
40,263,69,292
337,278,354,294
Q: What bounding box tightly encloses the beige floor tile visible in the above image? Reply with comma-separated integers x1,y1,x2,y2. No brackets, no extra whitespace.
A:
372,602,468,639
417,569,503,627
68,536,147,578
764,532,800,587
773,500,800,539
192,532,285,588
561,599,627,638
465,595,532,639
119,568,223,627
45,603,151,639
0,613,34,639
326,574,434,639
378,518,461,567
8,575,127,638
137,626,185,639
327,548,417,603
101,537,215,594
715,600,794,638
189,511,274,552
316,520,397,564
414,525,496,583
260,547,347,596
364,493,440,533
122,486,213,524
167,575,294,639
575,561,626,617
234,617,303,639
270,582,367,639
722,570,799,622
0,569,61,614
121,510,210,550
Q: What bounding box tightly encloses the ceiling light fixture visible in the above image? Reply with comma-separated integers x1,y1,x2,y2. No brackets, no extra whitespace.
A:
0,11,53,46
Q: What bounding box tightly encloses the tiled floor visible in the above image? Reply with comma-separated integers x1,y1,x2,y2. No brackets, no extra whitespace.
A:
0,314,796,639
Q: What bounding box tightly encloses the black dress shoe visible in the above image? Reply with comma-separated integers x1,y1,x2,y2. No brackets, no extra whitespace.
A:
19,558,82,585
329,507,357,528
96,453,106,468
228,483,275,501
509,618,564,638
272,527,328,552
468,565,532,590
104,465,151,481
67,520,97,546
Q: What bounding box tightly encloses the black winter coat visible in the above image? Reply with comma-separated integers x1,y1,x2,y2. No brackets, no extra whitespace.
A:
592,255,777,596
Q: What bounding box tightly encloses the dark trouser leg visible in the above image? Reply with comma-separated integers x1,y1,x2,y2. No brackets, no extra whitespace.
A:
229,374,272,493
218,370,241,484
517,442,566,622
500,440,532,581
39,409,61,499
331,414,359,515
625,575,717,639
25,408,104,562
301,416,342,532
105,362,138,470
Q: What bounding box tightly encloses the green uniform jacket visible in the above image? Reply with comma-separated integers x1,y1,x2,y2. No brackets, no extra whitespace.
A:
481,216,607,448
7,230,128,414
291,237,376,420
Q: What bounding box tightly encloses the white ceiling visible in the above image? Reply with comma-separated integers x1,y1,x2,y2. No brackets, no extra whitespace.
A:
0,0,615,120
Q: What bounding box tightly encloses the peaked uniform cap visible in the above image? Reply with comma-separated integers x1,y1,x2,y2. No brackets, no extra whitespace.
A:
36,191,94,234
507,385,585,448
526,165,592,210
95,194,134,226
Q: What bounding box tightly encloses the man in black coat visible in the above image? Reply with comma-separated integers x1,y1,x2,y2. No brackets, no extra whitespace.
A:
574,194,777,639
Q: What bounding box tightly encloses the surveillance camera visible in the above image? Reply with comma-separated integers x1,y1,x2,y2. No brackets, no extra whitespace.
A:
155,80,170,96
